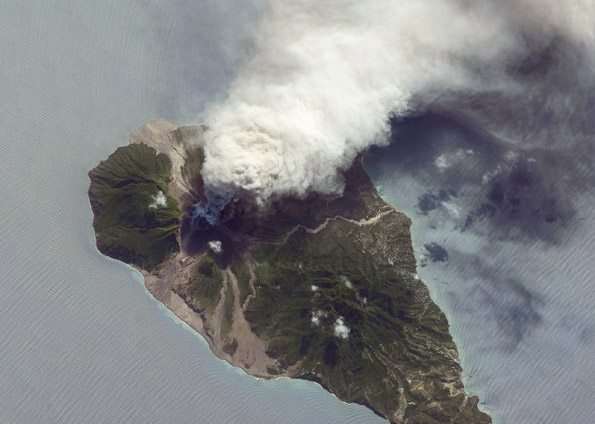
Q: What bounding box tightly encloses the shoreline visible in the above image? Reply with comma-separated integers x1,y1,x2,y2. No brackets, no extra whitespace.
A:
107,253,392,421
362,162,497,422
87,119,491,423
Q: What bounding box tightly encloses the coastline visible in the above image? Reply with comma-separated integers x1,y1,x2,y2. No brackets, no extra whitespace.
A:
88,119,491,423
380,195,496,421
88,224,392,423
124,119,278,378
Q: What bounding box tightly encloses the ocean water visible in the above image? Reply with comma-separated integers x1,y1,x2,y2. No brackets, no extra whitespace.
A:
0,2,385,423
366,113,595,424
3,2,594,424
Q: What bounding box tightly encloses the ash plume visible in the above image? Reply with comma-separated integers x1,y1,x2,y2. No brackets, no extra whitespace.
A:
198,0,595,216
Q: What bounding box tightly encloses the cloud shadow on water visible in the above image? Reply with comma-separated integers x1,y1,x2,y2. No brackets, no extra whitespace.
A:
367,109,591,245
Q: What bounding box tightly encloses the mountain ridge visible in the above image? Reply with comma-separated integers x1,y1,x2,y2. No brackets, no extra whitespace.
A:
88,119,491,424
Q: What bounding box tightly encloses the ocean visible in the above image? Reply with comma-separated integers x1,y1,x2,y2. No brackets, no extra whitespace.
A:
0,2,384,423
2,2,594,424
365,112,595,424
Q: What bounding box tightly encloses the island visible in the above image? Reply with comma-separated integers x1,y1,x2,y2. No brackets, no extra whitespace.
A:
88,120,491,424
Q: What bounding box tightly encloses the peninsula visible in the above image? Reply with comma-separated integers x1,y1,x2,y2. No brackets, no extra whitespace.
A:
88,120,491,424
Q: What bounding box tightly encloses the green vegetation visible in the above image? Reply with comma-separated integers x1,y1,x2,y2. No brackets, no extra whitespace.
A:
89,136,490,423
88,143,181,269
180,253,223,315
240,161,491,423
230,257,252,307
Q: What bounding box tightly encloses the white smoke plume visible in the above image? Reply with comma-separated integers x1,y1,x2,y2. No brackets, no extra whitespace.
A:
199,0,595,212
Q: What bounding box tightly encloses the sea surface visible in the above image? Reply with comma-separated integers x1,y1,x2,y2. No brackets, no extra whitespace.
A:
2,2,594,424
0,2,384,423
366,112,595,424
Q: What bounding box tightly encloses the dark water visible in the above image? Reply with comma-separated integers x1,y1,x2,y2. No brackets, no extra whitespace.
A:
366,110,595,424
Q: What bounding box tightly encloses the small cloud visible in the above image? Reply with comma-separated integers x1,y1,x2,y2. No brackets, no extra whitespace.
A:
311,285,319,292
333,317,350,339
208,240,222,254
340,276,353,289
441,201,461,218
434,149,474,171
149,191,167,209
311,310,326,326
434,154,449,170
504,150,519,162
482,163,505,185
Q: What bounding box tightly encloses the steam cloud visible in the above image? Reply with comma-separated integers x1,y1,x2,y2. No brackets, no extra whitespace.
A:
199,0,595,215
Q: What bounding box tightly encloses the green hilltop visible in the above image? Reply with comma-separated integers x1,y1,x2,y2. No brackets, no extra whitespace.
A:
88,143,181,270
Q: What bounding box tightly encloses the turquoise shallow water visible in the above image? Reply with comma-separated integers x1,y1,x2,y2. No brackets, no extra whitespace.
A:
0,2,385,423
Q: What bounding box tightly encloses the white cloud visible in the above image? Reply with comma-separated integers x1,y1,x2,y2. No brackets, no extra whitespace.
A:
198,0,595,210
311,285,319,292
482,164,505,185
504,151,519,162
434,155,449,170
149,191,167,209
441,201,461,219
208,240,222,254
340,276,353,289
434,149,474,171
333,317,350,339
311,310,327,326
